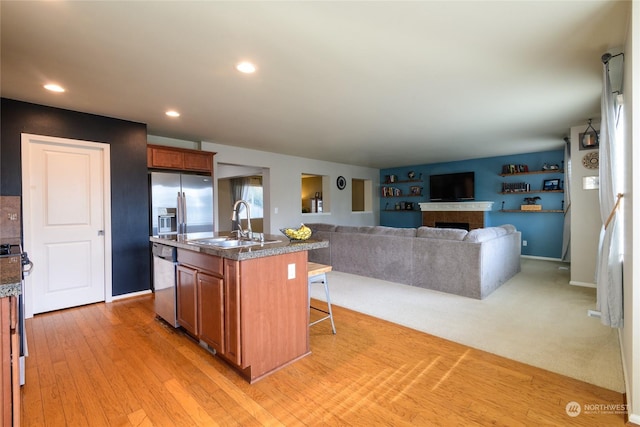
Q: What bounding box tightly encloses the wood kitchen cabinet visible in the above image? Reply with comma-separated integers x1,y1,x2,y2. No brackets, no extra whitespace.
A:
176,248,309,383
0,296,19,426
198,272,225,353
147,144,215,173
223,259,241,366
177,250,227,354
176,264,198,336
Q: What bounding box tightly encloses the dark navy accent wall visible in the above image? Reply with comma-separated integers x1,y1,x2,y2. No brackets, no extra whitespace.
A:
0,98,150,296
381,149,565,258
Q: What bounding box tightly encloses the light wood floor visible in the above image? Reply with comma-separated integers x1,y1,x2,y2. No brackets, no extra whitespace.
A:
21,294,626,426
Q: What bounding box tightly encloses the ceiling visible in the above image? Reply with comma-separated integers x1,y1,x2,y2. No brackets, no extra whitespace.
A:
0,1,630,169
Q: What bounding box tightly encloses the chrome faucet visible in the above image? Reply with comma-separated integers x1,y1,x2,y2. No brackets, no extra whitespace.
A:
231,200,253,240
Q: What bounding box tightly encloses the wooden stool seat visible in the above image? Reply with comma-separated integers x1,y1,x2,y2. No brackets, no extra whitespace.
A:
308,262,332,277
307,262,336,334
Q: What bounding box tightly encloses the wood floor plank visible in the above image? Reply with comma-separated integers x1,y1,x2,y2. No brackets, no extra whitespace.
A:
20,295,626,426
127,408,153,427
54,311,111,427
64,308,131,426
163,378,219,426
52,360,90,426
175,343,281,426
73,306,143,418
21,317,45,426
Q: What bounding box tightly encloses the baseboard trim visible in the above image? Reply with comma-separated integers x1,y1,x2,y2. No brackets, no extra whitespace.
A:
569,280,597,289
111,289,152,301
521,255,565,262
628,413,640,426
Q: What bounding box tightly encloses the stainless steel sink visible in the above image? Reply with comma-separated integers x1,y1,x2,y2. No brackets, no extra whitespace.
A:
189,237,280,249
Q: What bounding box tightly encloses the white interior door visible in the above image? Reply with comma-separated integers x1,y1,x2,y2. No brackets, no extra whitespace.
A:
22,134,112,316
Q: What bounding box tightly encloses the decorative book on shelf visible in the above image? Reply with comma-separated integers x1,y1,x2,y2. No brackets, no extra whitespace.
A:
502,182,530,192
502,164,529,174
381,186,402,197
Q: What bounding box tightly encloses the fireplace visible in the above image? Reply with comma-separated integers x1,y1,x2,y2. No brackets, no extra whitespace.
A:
418,201,494,230
435,222,469,231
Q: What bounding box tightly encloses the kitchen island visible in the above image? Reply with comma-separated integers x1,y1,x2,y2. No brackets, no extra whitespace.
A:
149,233,328,383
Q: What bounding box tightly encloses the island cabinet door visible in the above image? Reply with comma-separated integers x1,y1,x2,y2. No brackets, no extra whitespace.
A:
176,264,198,337
1,298,10,426
198,272,225,354
223,259,242,367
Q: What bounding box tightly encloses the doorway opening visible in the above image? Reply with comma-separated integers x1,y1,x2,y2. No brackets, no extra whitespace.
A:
217,163,268,233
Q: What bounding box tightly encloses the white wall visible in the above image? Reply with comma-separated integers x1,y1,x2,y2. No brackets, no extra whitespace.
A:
569,124,602,286
201,141,380,233
622,1,639,423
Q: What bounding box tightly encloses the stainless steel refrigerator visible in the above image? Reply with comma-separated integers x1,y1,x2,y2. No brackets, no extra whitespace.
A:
150,172,214,236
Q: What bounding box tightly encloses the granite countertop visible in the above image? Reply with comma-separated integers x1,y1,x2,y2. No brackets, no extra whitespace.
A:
0,283,21,298
0,238,22,297
149,232,328,261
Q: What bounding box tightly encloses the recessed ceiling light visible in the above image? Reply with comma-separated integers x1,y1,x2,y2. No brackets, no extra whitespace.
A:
166,110,180,118
236,61,256,74
44,83,65,93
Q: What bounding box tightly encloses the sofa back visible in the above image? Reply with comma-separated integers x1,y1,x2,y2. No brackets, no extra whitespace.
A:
306,223,521,299
330,225,416,284
306,223,336,265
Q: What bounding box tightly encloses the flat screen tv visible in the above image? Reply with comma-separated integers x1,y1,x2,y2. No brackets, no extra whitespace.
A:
429,172,475,201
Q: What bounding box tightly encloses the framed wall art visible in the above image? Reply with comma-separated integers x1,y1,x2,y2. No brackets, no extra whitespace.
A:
543,178,560,191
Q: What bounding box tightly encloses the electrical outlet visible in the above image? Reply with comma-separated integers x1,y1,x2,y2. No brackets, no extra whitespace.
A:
522,240,528,247
288,263,296,279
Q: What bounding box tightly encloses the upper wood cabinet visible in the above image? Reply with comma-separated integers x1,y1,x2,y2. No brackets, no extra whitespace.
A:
147,144,215,173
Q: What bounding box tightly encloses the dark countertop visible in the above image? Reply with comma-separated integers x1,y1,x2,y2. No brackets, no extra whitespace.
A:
149,232,328,261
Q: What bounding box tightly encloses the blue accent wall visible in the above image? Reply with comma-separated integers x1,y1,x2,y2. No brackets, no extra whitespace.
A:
380,149,565,258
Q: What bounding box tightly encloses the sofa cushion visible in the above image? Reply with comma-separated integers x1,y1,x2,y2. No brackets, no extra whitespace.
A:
416,226,468,241
369,226,417,237
335,225,374,233
306,223,336,232
464,227,504,242
499,224,517,234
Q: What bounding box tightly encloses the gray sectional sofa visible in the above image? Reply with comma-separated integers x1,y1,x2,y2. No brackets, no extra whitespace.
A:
306,223,521,299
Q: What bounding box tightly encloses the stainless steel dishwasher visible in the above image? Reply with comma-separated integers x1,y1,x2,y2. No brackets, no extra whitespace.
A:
152,242,179,327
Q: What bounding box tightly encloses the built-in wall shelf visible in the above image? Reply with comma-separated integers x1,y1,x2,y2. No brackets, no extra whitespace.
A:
499,209,564,213
382,179,423,184
499,167,564,211
499,169,564,177
381,179,423,198
499,190,563,195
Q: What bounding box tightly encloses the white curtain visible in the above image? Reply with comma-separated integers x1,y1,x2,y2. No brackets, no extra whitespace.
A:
595,60,624,328
561,139,571,261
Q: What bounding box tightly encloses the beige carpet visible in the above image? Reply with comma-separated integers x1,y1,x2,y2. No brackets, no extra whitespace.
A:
310,258,625,392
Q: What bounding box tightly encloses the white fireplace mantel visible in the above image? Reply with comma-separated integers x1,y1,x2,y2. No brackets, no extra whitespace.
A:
418,201,494,212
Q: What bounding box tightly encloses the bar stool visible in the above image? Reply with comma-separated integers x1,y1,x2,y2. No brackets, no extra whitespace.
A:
307,262,336,334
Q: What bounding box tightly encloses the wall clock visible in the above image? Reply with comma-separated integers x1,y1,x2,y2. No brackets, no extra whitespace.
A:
336,176,346,190
582,151,599,169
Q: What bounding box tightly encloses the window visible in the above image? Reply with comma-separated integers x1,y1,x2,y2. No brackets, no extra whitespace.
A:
241,177,263,218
